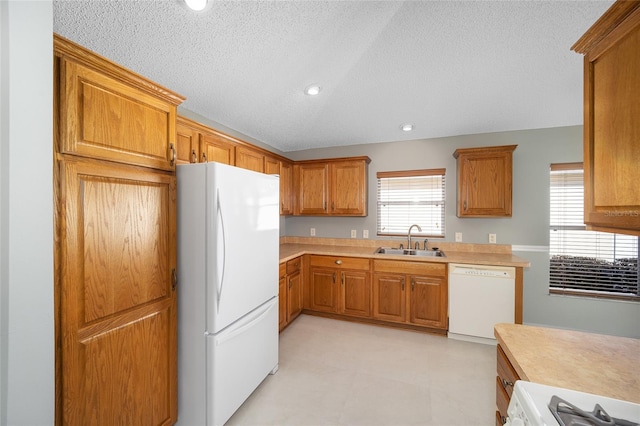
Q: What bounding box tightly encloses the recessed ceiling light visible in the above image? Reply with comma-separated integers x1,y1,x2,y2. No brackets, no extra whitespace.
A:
184,0,207,11
305,85,321,96
401,123,414,132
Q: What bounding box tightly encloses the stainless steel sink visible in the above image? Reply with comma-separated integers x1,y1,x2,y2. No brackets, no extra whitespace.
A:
375,247,446,257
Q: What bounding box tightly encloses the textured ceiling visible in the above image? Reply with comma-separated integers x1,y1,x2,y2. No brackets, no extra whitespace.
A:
52,0,613,152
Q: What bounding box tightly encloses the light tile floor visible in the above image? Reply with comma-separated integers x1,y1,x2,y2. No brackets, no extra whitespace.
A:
227,314,496,426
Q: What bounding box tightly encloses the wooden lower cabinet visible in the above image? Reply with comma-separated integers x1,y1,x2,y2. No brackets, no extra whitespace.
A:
307,256,371,316
56,157,177,425
279,257,303,331
496,344,520,425
372,260,447,331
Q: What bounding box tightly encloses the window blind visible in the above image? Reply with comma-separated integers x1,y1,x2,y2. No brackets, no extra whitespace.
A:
549,164,639,299
377,169,445,237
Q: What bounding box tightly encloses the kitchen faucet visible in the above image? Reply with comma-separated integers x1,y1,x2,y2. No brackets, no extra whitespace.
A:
407,224,422,250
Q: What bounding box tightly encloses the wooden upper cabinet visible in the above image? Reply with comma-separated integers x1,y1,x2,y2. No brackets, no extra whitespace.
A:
572,1,640,236
279,160,294,215
294,156,370,216
200,131,236,165
264,155,280,175
453,145,517,217
55,40,184,171
54,34,182,425
236,146,265,173
331,160,368,216
294,162,330,215
176,117,200,165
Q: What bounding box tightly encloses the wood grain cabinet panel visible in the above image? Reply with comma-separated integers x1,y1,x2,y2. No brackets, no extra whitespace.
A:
294,157,370,216
372,260,447,331
308,256,371,316
55,34,181,426
279,160,294,215
57,158,177,425
58,58,179,171
330,160,368,215
453,145,517,217
295,162,329,215
572,1,640,235
496,344,521,424
176,118,200,164
236,146,265,173
373,273,406,322
200,131,236,165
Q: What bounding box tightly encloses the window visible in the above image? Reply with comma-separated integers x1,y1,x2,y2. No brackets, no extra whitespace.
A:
377,169,445,238
549,163,639,300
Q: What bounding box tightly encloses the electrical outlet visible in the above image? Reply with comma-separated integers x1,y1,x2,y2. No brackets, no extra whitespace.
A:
350,229,357,238
363,230,369,239
310,228,316,236
455,232,462,242
489,233,497,244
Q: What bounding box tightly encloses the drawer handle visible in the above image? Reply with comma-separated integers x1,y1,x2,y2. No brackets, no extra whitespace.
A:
501,378,514,388
335,259,342,265
169,143,176,167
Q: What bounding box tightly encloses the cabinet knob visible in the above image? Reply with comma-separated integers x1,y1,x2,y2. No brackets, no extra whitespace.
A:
335,259,342,265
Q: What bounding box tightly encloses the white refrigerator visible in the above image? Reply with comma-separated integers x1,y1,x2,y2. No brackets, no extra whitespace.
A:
176,162,279,426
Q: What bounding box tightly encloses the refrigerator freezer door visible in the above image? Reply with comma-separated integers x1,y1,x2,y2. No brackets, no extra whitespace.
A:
206,297,279,426
205,163,279,333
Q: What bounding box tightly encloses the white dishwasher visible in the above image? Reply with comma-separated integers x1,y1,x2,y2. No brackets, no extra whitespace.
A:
448,263,515,344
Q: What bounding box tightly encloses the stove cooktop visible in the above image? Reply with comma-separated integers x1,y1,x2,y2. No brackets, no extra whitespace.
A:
507,381,640,426
549,394,640,426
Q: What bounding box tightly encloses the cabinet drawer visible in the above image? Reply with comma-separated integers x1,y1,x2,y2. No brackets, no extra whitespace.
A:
279,262,286,279
496,345,519,399
373,259,446,276
496,376,509,423
286,257,302,274
310,255,370,271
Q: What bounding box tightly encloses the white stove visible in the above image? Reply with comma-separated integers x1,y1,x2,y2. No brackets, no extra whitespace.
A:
506,380,640,426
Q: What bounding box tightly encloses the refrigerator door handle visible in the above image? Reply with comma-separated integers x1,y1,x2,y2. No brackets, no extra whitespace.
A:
216,188,226,311
213,299,276,346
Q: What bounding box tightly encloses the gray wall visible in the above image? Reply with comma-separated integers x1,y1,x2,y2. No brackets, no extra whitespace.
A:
283,126,640,338
1,1,55,424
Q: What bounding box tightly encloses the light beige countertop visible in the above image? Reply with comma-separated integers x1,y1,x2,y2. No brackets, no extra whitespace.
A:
495,323,640,403
279,237,530,267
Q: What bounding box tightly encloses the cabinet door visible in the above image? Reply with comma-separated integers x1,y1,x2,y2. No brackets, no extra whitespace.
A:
176,120,199,164
200,132,236,165
58,157,177,425
295,163,329,215
309,267,337,312
372,273,405,322
340,270,371,317
278,264,287,331
236,146,265,173
279,161,294,215
58,59,177,171
330,160,367,216
582,12,640,234
455,146,516,217
288,271,303,322
264,155,280,175
409,275,447,329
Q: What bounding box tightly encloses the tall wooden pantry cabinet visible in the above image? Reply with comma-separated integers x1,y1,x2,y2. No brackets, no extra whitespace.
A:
54,34,184,425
